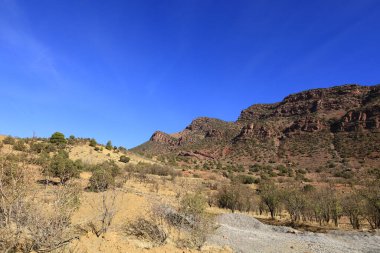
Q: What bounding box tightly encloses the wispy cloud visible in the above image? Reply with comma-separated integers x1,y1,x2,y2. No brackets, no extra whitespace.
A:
0,0,63,88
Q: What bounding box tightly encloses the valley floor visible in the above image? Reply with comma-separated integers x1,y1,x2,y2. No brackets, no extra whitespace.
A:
206,213,380,253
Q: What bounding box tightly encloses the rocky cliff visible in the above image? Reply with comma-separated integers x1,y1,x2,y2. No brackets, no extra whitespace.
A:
132,84,380,169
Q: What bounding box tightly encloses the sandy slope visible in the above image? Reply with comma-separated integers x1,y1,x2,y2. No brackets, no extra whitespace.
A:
69,144,155,165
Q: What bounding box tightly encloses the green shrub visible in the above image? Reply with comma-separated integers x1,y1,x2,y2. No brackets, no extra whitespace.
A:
87,161,120,191
106,140,113,150
45,143,57,153
130,163,179,178
303,184,315,192
119,146,127,153
119,155,130,163
50,132,66,144
30,142,46,153
2,136,15,145
259,181,282,219
100,160,120,177
89,138,97,147
44,150,80,184
234,175,256,184
216,183,254,213
88,169,115,192
68,135,76,145
35,152,51,167
180,192,207,216
13,140,27,151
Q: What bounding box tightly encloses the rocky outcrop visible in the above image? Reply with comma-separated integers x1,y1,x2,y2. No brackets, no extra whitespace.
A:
150,131,178,146
335,105,380,132
238,84,375,122
133,84,380,168
285,117,327,134
238,104,279,121
235,123,277,141
178,150,215,160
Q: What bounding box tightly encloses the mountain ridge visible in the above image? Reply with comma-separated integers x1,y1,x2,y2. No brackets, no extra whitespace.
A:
132,84,380,170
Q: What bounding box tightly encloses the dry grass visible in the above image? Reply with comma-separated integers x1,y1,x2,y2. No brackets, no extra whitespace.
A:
69,144,154,166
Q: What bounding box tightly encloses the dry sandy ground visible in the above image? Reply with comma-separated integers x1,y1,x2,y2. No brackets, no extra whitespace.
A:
66,174,231,253
206,213,380,253
69,144,154,165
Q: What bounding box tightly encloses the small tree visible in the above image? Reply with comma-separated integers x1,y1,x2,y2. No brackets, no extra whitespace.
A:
44,150,80,184
282,186,307,223
68,135,76,145
50,132,66,145
259,181,282,219
216,183,253,213
89,138,97,147
342,192,364,229
106,140,113,150
361,182,380,229
119,155,130,163
88,161,120,191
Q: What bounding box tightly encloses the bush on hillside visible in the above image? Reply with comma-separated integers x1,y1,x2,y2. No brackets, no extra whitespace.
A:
50,132,66,145
29,141,56,154
89,138,97,147
234,174,257,184
88,169,115,192
30,142,46,153
44,150,80,184
13,140,27,151
125,218,167,245
87,161,121,191
106,140,113,150
180,192,207,217
216,183,255,213
68,135,76,145
2,136,15,145
119,155,130,163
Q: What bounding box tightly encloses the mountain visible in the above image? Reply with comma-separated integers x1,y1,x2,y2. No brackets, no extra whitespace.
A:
132,84,380,170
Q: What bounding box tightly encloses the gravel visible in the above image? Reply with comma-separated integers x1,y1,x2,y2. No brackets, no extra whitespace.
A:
205,213,380,253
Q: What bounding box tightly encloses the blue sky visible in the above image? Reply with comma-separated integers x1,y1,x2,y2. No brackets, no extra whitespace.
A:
0,0,379,148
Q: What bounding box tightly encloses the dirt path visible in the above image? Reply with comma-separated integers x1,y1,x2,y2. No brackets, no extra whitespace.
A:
205,213,380,253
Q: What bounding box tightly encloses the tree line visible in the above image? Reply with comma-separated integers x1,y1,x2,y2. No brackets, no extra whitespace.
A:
213,181,380,229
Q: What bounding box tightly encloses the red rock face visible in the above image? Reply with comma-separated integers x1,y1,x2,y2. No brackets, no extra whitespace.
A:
235,123,276,141
238,84,374,121
285,117,327,134
338,105,380,132
134,84,380,168
150,131,178,146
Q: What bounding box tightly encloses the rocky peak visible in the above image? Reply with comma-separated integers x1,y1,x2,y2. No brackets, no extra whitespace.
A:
150,131,178,146
238,84,375,122
238,104,278,122
133,84,379,170
186,117,227,132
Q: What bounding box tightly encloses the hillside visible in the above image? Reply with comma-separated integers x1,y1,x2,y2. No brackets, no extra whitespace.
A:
1,91,379,253
132,84,380,173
